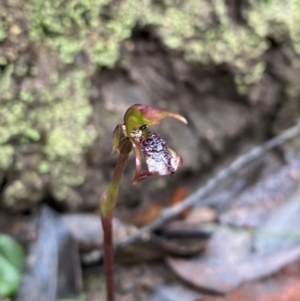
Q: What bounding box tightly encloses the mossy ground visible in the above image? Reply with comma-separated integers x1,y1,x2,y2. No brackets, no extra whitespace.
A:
0,0,299,210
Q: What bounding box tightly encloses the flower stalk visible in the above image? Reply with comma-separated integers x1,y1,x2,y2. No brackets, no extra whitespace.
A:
99,104,187,301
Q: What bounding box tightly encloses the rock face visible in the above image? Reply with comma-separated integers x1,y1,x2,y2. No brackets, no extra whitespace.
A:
0,0,300,212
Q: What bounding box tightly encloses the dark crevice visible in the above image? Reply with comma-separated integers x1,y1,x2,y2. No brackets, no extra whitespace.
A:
0,176,8,205
225,0,248,25
44,193,70,213
0,175,7,191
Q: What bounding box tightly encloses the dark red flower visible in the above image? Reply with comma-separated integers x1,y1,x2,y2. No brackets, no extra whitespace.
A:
113,104,187,184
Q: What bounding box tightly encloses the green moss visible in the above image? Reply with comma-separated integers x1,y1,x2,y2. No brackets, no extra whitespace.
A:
39,71,96,161
38,161,50,174
22,69,96,207
0,65,14,100
0,38,96,208
0,66,96,207
143,0,268,88
247,0,300,54
0,145,14,170
2,0,298,76
26,0,297,88
3,180,27,207
29,0,126,66
0,29,6,41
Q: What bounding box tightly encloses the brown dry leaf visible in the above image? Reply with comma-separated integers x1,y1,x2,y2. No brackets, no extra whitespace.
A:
132,202,164,227
220,158,300,228
132,186,188,227
227,279,300,301
164,207,216,232
166,244,300,294
169,186,190,218
166,257,239,294
226,259,300,301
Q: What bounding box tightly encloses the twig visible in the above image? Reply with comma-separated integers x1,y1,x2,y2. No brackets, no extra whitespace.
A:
117,122,300,249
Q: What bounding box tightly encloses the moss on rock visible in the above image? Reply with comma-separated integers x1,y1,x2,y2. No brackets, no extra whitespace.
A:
0,0,299,210
247,0,300,53
20,0,300,89
0,67,96,210
0,0,99,210
30,0,129,66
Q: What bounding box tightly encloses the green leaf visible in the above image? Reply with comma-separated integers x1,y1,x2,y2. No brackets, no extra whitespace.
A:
0,234,24,297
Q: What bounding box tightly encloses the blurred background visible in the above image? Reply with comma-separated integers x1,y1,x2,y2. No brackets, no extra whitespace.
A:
1,0,300,300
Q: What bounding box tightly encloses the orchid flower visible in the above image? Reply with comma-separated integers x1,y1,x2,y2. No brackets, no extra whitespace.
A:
113,104,188,184
100,103,187,301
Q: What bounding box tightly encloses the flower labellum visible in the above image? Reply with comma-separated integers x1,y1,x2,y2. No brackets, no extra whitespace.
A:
132,125,183,181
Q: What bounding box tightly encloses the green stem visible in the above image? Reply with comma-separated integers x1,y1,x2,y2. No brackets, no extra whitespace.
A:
100,150,130,301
